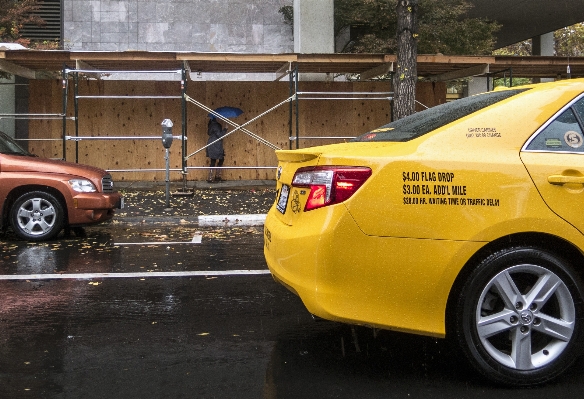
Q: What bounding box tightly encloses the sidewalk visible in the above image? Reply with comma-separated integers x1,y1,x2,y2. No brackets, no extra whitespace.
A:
112,180,276,225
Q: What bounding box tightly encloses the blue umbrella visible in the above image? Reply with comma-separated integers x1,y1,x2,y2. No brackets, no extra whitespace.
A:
208,106,244,119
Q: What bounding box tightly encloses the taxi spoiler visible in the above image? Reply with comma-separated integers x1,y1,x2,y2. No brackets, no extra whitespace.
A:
275,150,320,163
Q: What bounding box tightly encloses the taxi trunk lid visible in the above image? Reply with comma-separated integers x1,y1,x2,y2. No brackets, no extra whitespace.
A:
273,149,322,226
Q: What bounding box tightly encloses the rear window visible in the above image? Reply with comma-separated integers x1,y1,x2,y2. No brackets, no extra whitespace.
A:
354,88,529,142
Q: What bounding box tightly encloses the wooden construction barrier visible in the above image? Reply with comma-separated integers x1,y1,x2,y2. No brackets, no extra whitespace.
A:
26,79,445,182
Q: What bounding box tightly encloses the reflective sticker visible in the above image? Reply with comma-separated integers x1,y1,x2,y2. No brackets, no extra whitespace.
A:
545,138,562,148
564,131,584,148
291,190,301,214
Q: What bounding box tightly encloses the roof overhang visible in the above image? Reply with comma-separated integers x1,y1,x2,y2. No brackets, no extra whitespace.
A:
467,0,584,48
0,50,581,81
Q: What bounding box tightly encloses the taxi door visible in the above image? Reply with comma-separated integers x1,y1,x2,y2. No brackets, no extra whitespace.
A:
520,94,584,235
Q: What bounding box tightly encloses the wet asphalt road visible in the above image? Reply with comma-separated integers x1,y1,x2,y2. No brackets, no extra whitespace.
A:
1,189,584,398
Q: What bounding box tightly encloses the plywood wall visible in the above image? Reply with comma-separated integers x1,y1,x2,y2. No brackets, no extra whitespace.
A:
27,80,445,182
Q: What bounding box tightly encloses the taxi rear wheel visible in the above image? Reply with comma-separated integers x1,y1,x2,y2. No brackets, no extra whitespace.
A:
452,247,584,386
10,191,65,241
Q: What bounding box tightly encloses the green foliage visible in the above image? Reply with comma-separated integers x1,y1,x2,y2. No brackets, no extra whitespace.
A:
555,23,584,57
0,0,44,46
493,76,531,88
334,0,500,55
493,40,532,57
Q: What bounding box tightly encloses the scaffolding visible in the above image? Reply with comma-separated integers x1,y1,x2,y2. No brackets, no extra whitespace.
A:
62,66,188,168
2,62,397,183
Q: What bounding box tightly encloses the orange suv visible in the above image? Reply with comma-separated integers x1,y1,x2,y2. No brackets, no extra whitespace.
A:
0,131,122,241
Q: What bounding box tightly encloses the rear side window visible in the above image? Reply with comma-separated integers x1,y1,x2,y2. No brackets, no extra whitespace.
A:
524,95,584,152
354,89,529,142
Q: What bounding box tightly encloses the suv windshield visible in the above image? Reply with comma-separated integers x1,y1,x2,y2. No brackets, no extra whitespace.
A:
354,88,529,142
0,131,30,156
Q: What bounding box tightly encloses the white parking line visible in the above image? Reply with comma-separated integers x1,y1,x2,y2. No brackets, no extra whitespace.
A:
0,270,271,281
114,234,203,246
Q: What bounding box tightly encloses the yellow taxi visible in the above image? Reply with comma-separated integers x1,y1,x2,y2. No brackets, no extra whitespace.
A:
264,79,584,386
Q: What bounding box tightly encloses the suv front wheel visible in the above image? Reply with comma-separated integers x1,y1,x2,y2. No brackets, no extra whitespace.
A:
10,191,64,241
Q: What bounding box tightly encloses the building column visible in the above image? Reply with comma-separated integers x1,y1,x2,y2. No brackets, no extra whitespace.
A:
293,0,334,81
533,32,555,82
532,32,555,56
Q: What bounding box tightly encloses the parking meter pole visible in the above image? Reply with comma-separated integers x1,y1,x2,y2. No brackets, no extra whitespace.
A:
165,148,171,210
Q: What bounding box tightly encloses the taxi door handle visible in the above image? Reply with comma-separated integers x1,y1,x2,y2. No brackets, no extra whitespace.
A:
548,175,584,185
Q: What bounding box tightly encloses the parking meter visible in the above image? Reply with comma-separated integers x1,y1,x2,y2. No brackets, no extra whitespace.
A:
161,119,173,148
161,119,173,209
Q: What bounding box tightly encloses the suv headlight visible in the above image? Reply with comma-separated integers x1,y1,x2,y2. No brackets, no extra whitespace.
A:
69,179,97,193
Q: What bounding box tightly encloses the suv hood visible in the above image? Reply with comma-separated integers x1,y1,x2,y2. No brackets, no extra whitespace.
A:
0,154,106,179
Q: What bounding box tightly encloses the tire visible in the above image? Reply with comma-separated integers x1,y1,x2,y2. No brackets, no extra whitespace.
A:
10,191,64,241
452,247,584,386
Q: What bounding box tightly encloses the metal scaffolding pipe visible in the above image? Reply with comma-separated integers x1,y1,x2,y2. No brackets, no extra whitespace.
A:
14,138,62,141
104,166,276,173
0,113,66,117
0,116,74,120
289,136,355,141
186,166,276,170
106,168,183,173
297,97,392,100
66,69,182,75
65,135,185,141
76,95,182,99
296,91,393,95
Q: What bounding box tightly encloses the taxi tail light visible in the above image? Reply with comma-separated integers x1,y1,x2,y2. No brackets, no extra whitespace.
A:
291,166,372,211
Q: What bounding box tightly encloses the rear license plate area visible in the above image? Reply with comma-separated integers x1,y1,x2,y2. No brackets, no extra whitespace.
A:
276,185,290,214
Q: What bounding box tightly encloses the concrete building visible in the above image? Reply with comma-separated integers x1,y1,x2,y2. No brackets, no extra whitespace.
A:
63,0,294,53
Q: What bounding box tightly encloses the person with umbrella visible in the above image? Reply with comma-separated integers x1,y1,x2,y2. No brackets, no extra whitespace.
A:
206,106,243,183
206,117,226,183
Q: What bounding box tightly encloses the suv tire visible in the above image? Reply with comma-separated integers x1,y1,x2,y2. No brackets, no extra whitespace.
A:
10,191,64,241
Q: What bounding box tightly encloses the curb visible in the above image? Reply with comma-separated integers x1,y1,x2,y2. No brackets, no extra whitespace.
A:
110,214,267,226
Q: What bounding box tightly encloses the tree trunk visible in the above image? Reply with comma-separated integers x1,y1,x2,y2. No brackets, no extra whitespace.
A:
393,0,418,120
